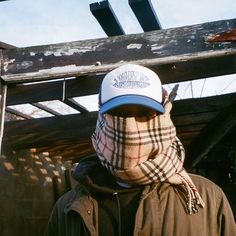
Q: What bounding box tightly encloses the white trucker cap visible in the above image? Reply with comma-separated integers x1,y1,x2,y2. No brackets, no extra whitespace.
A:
99,64,164,114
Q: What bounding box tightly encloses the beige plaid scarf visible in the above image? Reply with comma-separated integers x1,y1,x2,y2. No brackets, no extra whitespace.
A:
92,99,205,214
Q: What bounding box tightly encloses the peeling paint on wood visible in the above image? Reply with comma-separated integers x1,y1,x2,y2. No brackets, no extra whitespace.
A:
3,59,15,72
17,60,33,70
127,44,143,49
0,18,235,84
1,48,235,84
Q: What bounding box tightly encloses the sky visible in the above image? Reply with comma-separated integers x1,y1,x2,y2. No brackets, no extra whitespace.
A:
0,0,235,116
0,0,235,47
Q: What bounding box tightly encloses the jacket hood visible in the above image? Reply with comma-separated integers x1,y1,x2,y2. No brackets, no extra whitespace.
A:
72,154,142,196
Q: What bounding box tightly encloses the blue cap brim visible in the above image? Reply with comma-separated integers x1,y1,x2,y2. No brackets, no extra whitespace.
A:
100,95,165,114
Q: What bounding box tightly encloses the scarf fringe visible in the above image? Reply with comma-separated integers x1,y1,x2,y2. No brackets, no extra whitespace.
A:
176,173,205,214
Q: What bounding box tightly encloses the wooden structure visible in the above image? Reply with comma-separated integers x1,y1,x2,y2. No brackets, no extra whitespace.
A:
0,2,235,234
0,1,235,172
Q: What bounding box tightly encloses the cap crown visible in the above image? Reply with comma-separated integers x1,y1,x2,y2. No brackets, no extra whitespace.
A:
100,64,164,113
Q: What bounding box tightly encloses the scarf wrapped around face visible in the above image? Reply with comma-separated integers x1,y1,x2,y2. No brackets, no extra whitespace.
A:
92,98,205,214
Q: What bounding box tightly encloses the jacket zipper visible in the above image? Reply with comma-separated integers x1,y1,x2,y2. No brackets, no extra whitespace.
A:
113,192,121,236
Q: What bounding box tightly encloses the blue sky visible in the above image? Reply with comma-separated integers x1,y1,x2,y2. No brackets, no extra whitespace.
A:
0,0,235,116
0,0,235,47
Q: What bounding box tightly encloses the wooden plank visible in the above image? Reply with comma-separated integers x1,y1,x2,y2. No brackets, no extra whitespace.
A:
35,144,70,154
6,75,236,109
3,93,235,150
3,110,212,137
172,111,218,126
47,143,90,157
0,83,7,153
185,99,236,169
90,0,125,36
1,118,203,155
4,93,235,136
4,112,98,136
5,107,32,119
2,128,95,149
177,131,201,144
171,93,236,115
175,123,206,133
32,103,61,116
34,143,95,163
6,76,103,106
129,0,162,31
63,98,89,113
1,18,235,84
61,145,95,162
0,41,16,49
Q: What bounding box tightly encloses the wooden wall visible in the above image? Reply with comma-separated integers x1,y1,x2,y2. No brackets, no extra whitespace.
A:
0,148,72,236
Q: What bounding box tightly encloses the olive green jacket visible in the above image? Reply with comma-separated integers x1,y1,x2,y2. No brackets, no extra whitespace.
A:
44,174,236,236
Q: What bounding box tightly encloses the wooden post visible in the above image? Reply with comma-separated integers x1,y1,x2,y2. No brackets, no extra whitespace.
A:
0,83,7,154
0,49,7,154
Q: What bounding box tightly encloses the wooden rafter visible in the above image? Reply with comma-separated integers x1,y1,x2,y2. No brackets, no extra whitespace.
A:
32,103,61,116
185,98,236,169
6,76,102,106
63,98,89,113
3,93,235,163
90,0,125,36
0,41,15,49
129,0,162,31
0,18,236,169
0,18,235,84
0,84,7,153
5,107,32,119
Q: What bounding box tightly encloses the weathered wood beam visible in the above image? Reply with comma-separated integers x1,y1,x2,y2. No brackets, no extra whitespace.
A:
63,98,89,113
90,0,125,36
185,97,236,170
32,103,61,116
1,18,235,84
0,83,7,153
3,93,235,150
171,93,236,115
2,129,95,149
35,144,71,154
5,72,236,108
6,76,103,106
129,0,162,31
46,143,91,159
0,41,16,49
4,111,97,137
5,107,32,119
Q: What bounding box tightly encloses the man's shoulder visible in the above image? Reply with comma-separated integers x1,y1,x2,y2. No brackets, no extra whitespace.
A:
54,184,85,209
190,173,216,183
189,173,223,197
55,189,76,208
189,173,220,187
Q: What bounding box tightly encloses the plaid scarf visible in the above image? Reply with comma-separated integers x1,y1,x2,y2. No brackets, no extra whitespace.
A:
92,99,205,214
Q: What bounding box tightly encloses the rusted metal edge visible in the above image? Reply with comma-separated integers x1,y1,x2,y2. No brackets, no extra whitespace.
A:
206,28,236,42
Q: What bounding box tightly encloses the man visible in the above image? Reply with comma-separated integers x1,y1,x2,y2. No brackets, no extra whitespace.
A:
45,64,236,236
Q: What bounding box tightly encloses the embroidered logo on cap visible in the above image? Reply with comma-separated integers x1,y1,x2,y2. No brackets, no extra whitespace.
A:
113,70,150,89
